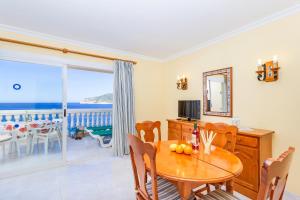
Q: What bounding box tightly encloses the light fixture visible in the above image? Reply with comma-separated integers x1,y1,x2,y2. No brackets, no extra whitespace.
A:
176,75,188,90
256,56,280,82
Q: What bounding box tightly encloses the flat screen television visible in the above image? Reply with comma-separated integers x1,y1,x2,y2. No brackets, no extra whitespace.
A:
178,100,201,120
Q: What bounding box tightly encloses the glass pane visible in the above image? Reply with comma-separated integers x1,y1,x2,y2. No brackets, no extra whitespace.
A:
67,68,113,161
0,60,64,176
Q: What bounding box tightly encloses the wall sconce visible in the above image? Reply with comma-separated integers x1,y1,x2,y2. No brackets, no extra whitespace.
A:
256,55,280,82
176,75,188,90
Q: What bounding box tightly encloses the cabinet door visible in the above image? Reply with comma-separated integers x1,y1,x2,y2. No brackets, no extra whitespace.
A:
168,128,181,140
234,144,259,191
168,122,182,140
182,124,193,140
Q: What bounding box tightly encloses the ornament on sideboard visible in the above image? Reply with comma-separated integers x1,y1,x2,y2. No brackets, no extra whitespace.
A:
176,75,188,90
256,55,280,82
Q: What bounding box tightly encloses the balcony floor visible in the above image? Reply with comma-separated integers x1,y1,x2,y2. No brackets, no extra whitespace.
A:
0,135,109,176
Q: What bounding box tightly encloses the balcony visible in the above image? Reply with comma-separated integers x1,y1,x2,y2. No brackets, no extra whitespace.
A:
0,108,112,166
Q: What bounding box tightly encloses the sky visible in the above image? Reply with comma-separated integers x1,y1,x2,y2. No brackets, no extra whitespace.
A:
0,60,113,102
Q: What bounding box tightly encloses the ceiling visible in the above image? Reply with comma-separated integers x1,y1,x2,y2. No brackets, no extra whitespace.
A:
0,0,300,60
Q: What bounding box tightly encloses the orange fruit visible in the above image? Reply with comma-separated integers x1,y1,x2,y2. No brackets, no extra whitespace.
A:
180,144,187,149
169,144,177,152
176,145,184,154
184,146,192,155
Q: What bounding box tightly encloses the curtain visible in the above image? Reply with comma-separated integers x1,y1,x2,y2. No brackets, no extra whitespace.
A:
112,60,135,156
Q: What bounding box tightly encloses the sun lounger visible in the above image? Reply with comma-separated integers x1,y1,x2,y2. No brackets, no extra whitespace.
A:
85,126,112,148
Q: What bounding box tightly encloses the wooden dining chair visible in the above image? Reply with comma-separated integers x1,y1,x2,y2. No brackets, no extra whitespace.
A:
135,121,161,142
128,134,185,200
200,147,295,200
194,122,238,194
203,122,238,153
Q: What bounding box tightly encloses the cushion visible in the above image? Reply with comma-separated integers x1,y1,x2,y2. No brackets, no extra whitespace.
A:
87,126,112,136
146,176,192,200
200,189,240,200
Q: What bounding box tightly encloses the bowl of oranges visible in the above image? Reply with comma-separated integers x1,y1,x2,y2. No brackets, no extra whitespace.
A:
169,143,192,155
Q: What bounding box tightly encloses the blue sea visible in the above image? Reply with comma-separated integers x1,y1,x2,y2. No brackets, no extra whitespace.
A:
0,103,112,110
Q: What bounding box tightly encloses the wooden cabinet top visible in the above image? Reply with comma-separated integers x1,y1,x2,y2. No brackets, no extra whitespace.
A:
167,119,274,138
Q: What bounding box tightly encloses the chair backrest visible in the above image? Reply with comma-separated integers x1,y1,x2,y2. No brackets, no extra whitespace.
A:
257,147,295,200
128,134,158,200
135,121,161,142
38,124,52,134
202,122,237,152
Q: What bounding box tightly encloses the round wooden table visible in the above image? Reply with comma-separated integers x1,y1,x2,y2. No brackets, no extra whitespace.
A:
146,140,243,200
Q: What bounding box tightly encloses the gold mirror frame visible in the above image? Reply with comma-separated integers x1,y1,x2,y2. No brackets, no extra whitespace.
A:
203,67,233,117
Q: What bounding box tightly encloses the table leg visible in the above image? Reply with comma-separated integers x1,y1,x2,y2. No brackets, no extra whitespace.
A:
177,182,192,200
226,180,234,194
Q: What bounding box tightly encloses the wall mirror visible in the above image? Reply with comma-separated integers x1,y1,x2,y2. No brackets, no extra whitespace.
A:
203,67,232,117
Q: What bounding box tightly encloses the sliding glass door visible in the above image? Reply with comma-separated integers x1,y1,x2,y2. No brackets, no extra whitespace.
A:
0,58,113,177
66,68,113,161
0,59,66,177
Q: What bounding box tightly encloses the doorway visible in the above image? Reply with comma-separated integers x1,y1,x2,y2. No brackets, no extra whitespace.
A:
66,68,113,161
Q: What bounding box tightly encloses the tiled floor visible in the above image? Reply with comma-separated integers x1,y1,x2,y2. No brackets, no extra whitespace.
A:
0,147,135,200
0,139,299,200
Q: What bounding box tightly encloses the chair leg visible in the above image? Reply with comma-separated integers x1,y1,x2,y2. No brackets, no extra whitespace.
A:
57,135,61,150
44,137,48,155
206,184,211,193
2,143,5,158
31,137,36,154
16,141,21,157
26,137,31,155
215,183,221,190
9,141,13,153
37,138,40,152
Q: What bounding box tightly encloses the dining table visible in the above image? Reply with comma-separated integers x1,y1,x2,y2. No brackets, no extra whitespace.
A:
145,140,243,200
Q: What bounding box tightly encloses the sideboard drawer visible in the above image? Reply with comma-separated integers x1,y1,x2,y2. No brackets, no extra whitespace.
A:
182,124,193,133
236,135,258,148
168,122,181,130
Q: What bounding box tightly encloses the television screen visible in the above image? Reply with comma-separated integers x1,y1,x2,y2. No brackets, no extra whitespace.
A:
178,100,201,120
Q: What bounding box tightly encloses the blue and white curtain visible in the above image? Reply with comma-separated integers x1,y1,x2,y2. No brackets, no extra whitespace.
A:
112,60,135,156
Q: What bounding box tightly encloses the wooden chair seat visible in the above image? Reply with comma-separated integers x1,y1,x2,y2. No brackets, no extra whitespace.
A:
146,176,182,200
200,189,239,200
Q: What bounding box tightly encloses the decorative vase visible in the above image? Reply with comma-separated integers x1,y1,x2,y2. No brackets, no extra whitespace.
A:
204,143,211,155
200,129,216,155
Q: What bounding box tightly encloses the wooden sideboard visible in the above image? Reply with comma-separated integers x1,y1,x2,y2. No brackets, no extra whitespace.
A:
167,119,274,199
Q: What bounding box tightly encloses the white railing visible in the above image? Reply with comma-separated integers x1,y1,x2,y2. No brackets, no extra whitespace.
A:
67,109,112,129
0,108,112,130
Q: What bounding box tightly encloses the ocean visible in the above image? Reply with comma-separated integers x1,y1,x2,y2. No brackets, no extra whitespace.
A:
0,103,112,110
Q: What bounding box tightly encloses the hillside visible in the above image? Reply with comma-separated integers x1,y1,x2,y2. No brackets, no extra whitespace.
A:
81,93,113,104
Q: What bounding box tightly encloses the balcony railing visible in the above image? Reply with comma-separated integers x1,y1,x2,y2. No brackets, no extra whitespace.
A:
0,108,112,130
